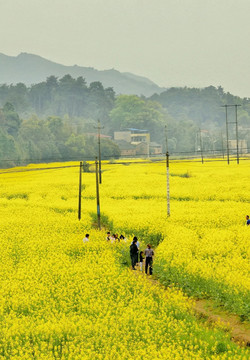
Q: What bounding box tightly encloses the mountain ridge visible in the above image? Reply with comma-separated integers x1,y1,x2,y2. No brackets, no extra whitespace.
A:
0,52,165,96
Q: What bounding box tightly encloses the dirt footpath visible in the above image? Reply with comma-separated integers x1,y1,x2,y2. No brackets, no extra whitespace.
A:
194,299,250,347
132,265,250,348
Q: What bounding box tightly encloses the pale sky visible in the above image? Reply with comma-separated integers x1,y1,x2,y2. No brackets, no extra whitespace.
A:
0,0,250,97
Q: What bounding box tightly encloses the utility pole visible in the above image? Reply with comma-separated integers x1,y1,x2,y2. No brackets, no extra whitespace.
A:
222,104,241,164
222,105,230,164
235,104,241,164
199,128,204,164
95,157,101,230
165,125,169,152
221,132,225,159
78,161,83,221
94,119,104,184
226,105,230,164
166,151,170,216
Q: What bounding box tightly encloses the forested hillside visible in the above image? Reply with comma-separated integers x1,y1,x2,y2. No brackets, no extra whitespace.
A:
151,86,250,129
151,86,250,152
1,75,250,168
0,53,163,96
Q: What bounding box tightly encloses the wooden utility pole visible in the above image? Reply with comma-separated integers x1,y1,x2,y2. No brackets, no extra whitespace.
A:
225,105,230,164
78,161,83,220
94,120,104,184
235,104,241,164
166,151,170,216
221,132,224,159
199,129,204,164
95,157,101,230
165,125,169,152
222,104,241,164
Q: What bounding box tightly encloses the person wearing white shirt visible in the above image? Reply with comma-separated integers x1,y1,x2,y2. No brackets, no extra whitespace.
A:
83,234,90,243
131,239,139,249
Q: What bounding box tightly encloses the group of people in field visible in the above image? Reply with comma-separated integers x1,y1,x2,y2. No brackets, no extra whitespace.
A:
83,232,154,275
105,232,154,274
83,215,249,274
106,232,126,242
130,237,154,275
83,232,127,243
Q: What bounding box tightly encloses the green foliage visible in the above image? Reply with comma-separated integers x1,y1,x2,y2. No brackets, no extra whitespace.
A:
6,193,29,200
0,75,115,122
1,102,21,137
151,86,250,153
0,105,121,167
153,260,250,320
171,171,191,178
82,161,91,172
1,80,250,166
65,134,86,158
89,212,114,230
110,95,167,143
100,138,121,159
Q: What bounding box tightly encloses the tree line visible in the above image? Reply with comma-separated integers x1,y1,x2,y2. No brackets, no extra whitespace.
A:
1,75,250,167
0,102,120,168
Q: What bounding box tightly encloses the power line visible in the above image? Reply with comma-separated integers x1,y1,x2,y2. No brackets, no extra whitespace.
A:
0,146,249,163
0,164,79,175
1,156,250,176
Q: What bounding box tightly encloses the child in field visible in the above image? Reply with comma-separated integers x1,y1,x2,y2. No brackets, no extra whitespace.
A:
139,251,144,271
119,234,125,241
144,244,154,275
83,234,90,243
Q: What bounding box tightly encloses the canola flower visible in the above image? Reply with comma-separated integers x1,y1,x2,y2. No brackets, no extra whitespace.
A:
0,161,249,358
97,160,250,319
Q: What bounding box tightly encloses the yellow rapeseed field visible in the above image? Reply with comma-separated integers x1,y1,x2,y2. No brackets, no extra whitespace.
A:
98,160,250,319
0,159,249,359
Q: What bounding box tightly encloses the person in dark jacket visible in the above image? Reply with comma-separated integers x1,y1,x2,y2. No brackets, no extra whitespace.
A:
144,244,154,275
130,237,139,270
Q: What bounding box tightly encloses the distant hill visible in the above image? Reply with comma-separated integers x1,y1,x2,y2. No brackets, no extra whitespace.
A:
0,53,165,97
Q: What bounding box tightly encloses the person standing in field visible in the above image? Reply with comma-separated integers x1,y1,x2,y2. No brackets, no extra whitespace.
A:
131,237,140,249
130,238,138,270
139,251,144,271
144,244,154,275
83,234,90,243
130,236,140,264
246,215,250,226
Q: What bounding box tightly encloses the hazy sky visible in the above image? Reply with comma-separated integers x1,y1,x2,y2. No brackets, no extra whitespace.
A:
0,0,250,97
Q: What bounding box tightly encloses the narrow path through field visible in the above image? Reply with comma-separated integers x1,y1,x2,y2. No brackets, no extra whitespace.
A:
99,218,250,347
132,264,250,348
193,299,250,347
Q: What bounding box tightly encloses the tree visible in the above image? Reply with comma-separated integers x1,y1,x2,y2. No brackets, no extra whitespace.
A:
18,115,60,162
29,82,48,114
109,95,167,142
98,139,121,159
0,128,19,167
87,82,115,128
1,102,21,137
65,134,86,159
